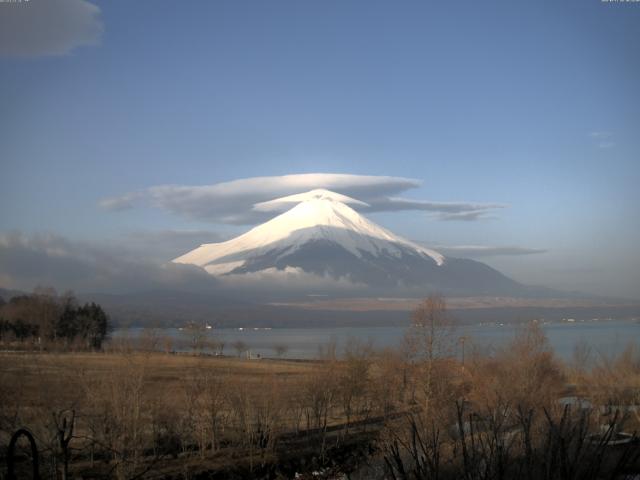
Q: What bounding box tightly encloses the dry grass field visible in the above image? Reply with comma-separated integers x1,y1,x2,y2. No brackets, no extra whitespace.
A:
0,351,315,397
0,350,383,479
2,317,640,479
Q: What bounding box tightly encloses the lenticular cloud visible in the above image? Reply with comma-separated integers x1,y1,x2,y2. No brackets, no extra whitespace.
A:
100,173,505,224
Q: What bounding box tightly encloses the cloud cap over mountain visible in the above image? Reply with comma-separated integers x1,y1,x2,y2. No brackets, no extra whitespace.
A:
100,173,506,224
434,245,548,258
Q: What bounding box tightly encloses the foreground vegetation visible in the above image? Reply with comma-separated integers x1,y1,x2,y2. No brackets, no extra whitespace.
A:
1,296,639,479
0,288,109,350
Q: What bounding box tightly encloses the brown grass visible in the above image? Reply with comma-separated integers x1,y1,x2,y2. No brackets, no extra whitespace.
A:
0,351,315,407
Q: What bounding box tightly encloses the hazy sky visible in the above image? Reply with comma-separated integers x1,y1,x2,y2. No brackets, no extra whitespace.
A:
1,0,639,298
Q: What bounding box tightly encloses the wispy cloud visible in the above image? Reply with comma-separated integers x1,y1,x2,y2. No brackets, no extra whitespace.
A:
100,173,506,224
123,230,225,261
364,197,506,214
589,131,616,149
98,192,140,211
0,231,365,296
0,0,103,57
433,244,548,257
0,231,217,294
436,211,500,222
217,266,368,294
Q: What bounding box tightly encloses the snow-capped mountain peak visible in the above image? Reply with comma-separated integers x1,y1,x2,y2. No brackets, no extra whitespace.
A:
253,188,370,212
173,189,445,276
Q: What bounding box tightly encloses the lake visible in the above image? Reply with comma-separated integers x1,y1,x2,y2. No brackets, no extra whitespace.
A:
112,319,640,362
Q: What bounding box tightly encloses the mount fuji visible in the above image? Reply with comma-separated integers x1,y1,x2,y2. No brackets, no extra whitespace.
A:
173,189,527,296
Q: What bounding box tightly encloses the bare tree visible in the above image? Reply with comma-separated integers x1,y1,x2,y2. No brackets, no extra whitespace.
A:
273,344,289,358
589,342,640,426
225,375,285,470
232,340,248,358
83,357,150,480
140,327,160,352
371,348,406,419
303,356,339,460
161,334,174,354
181,324,208,354
337,338,372,438
403,294,455,414
404,294,454,363
182,365,228,457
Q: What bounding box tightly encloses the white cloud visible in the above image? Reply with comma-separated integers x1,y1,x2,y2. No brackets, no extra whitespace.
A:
98,192,140,211
123,230,225,261
100,173,506,224
433,244,548,257
0,230,366,297
590,131,612,139
218,266,367,293
364,197,506,217
0,231,218,294
253,189,370,212
589,131,616,149
436,210,499,222
0,0,103,57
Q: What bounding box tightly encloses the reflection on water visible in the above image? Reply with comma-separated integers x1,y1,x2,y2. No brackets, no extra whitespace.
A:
111,320,639,361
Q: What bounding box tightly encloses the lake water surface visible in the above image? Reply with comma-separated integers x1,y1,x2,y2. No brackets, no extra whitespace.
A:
112,319,639,361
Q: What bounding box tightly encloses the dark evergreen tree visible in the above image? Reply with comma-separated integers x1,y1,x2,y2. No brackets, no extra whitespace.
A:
0,290,110,349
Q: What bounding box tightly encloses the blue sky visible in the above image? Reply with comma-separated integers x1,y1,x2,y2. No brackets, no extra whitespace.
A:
1,0,639,298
